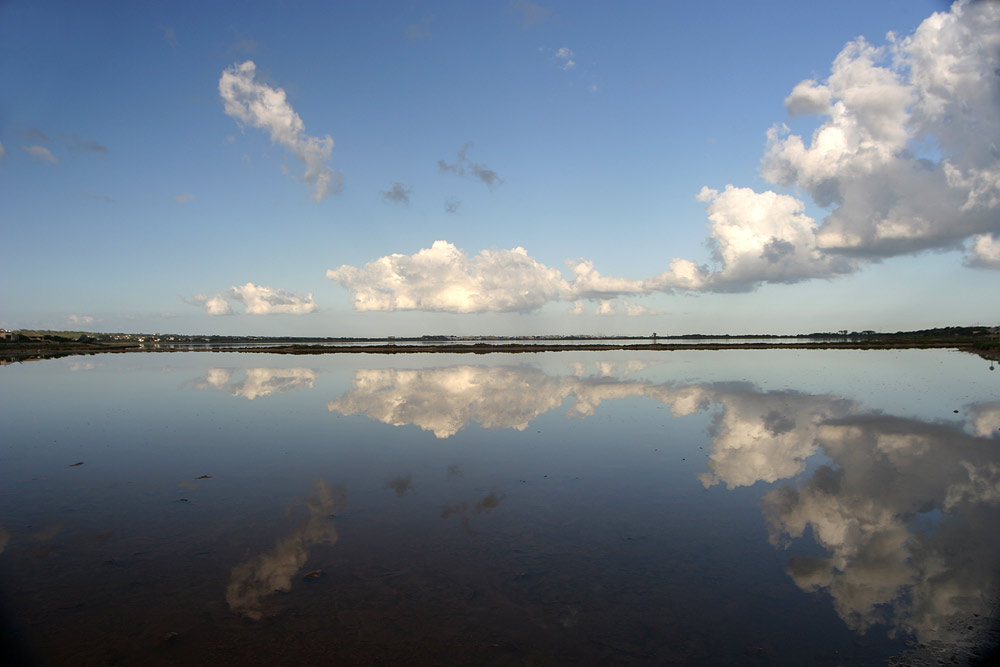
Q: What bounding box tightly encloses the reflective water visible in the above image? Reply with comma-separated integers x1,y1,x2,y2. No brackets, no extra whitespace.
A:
1,350,997,665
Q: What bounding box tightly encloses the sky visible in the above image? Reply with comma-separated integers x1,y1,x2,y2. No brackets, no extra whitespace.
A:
1,0,998,337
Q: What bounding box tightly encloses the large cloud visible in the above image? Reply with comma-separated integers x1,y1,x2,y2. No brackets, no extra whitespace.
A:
328,2,1000,313
327,241,671,314
327,240,566,313
665,0,998,286
189,282,318,316
762,0,1000,260
685,185,855,290
219,61,341,201
325,227,846,314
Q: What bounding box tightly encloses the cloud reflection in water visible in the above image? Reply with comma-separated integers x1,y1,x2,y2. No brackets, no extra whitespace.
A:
326,362,1000,642
327,364,711,438
194,367,318,400
226,481,346,620
763,415,1000,643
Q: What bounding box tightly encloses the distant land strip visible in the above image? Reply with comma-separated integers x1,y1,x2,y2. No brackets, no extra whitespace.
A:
225,340,998,357
1,326,998,363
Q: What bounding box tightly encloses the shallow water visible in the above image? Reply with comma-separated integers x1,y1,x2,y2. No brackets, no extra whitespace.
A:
1,349,997,665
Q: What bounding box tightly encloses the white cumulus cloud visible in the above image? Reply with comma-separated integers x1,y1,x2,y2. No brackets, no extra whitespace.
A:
327,240,567,313
219,60,341,201
761,1,1000,258
965,233,1000,269
564,258,650,299
189,282,318,316
688,185,855,290
327,2,1000,313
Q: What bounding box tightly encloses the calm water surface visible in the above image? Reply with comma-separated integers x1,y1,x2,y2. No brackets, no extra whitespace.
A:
1,350,997,665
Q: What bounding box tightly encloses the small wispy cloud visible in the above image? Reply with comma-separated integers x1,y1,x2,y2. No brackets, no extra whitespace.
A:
62,133,108,154
19,128,49,142
226,29,259,56
174,193,196,204
555,47,575,70
219,61,341,201
82,191,115,203
405,16,433,40
511,0,550,28
382,183,412,205
68,314,95,325
438,142,503,189
161,25,176,46
22,145,58,164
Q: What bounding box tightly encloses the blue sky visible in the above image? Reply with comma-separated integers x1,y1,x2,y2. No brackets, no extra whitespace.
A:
1,0,997,336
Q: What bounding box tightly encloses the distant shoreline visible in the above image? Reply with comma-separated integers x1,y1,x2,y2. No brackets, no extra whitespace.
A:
2,338,997,363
